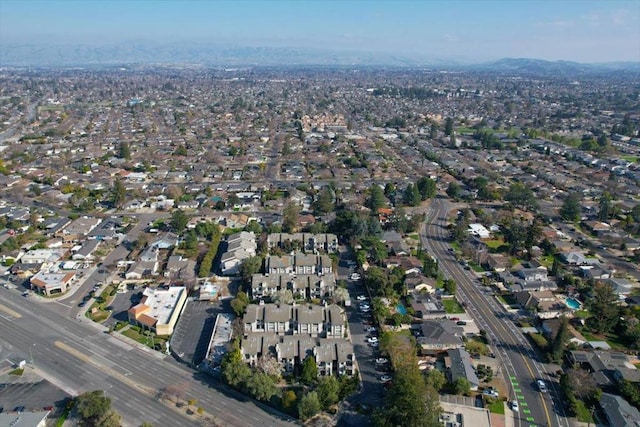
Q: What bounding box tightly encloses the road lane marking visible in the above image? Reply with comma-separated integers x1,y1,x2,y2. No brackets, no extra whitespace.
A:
0,303,22,318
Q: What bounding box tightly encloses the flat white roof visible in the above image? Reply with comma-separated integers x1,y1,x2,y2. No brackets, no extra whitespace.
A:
142,286,185,325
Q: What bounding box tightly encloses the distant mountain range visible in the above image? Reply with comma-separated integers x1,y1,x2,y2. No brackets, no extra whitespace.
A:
1,40,639,74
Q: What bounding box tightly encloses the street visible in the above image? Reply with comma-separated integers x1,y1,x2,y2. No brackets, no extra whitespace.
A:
421,197,568,427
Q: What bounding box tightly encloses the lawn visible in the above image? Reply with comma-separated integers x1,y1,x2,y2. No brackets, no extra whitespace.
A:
487,399,505,415
621,155,639,163
469,262,485,273
574,310,590,319
121,327,168,351
575,400,594,423
538,255,555,269
442,298,465,314
9,368,24,376
484,238,505,251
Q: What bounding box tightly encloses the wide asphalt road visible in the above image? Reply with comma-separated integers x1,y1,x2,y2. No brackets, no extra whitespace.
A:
421,197,568,427
0,287,297,427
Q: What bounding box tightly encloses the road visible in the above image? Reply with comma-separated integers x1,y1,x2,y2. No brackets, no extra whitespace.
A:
421,197,568,427
0,288,297,427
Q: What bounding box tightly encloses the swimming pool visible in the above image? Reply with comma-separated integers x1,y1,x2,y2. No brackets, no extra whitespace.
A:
565,297,581,310
396,303,407,315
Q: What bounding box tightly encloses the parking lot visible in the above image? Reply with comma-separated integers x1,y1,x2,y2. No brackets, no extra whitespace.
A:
0,369,71,417
102,288,141,328
170,299,223,367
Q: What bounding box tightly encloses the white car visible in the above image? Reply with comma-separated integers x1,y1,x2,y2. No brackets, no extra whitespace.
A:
375,358,388,364
350,273,361,280
380,375,392,383
537,379,548,393
356,295,367,301
366,326,377,333
511,401,519,412
367,336,379,344
360,304,370,310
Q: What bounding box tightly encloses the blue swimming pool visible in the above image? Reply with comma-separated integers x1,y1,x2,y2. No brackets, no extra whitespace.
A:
396,303,407,315
565,297,581,310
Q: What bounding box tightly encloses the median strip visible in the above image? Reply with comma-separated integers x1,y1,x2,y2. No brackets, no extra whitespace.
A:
0,303,22,318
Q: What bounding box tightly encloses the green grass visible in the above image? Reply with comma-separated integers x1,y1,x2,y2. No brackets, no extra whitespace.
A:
9,368,24,376
54,407,71,427
574,310,590,319
538,255,555,269
466,339,488,356
487,399,505,415
469,262,485,273
442,298,465,314
528,332,549,351
575,400,594,423
484,239,504,250
450,241,460,251
121,327,168,351
408,233,419,241
621,155,639,163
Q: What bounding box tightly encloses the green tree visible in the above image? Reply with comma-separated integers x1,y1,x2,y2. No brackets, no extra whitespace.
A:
443,279,457,295
312,187,334,215
504,182,537,211
282,201,300,232
316,376,340,410
244,371,277,401
598,191,613,222
560,193,581,222
586,282,620,333
300,355,317,385
417,177,437,200
430,123,438,139
111,178,126,209
282,390,297,411
297,391,321,421
366,184,387,211
230,291,250,316
119,141,131,160
550,316,569,362
76,390,121,427
403,183,421,207
170,209,189,233
239,256,262,285
444,117,454,136
446,182,460,200
453,377,471,396
425,368,446,392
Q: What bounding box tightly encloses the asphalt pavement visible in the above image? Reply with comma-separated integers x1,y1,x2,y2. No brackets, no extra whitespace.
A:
0,287,297,427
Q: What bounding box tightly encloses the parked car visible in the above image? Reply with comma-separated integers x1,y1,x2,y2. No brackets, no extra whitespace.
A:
22,291,30,297
380,375,392,383
356,295,367,301
375,358,388,364
483,389,499,398
366,326,377,333
537,379,548,393
456,321,467,325
350,273,361,280
511,401,519,412
14,406,25,413
367,337,379,344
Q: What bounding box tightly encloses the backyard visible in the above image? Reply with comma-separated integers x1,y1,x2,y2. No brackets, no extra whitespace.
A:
442,298,465,314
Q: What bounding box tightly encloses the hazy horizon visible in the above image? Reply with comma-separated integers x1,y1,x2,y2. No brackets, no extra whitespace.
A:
1,0,639,64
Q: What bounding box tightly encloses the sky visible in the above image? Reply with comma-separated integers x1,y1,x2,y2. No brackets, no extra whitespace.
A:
1,0,639,63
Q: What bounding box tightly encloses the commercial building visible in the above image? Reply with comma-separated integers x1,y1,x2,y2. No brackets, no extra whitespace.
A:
128,286,188,335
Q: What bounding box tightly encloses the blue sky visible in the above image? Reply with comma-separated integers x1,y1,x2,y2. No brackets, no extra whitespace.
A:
1,0,639,63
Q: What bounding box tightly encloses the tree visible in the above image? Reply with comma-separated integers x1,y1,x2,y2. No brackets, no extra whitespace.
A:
586,282,619,333
550,316,569,362
560,193,581,222
282,201,300,232
244,371,277,401
443,279,457,295
425,368,446,392
444,117,454,136
504,182,537,211
170,209,189,233
119,141,131,160
76,390,121,427
453,377,471,396
403,183,421,207
598,192,613,222
112,178,126,209
366,184,387,211
312,187,334,215
230,291,250,316
297,391,321,421
256,354,282,379
272,289,293,305
239,256,262,285
316,376,340,409
282,390,297,411
430,123,438,139
417,177,437,200
446,182,460,200
300,355,317,384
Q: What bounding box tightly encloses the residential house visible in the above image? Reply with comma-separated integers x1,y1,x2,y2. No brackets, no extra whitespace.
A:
71,239,100,261
605,277,637,300
264,253,333,276
415,320,464,355
56,216,102,243
410,295,447,319
599,393,640,427
446,348,481,390
569,350,640,388
220,231,257,275
514,290,566,319
250,273,336,301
